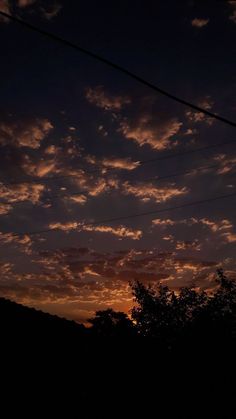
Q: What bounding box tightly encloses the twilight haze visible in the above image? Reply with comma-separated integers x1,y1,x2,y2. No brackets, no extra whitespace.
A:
0,0,235,323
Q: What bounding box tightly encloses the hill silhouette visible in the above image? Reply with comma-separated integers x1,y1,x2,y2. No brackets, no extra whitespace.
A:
0,297,86,339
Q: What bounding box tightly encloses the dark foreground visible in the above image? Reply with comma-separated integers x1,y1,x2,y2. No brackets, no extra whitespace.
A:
0,297,235,418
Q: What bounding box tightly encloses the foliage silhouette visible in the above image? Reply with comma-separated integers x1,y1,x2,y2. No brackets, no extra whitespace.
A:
130,269,236,348
88,308,136,337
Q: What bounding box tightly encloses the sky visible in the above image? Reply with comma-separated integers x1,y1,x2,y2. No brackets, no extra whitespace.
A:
0,0,236,323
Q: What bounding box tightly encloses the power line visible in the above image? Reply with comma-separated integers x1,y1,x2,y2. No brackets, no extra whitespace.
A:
8,191,236,238
0,162,229,209
0,10,236,128
1,138,236,187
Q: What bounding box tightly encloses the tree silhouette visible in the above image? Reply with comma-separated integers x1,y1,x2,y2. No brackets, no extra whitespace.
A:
88,308,135,337
130,270,236,347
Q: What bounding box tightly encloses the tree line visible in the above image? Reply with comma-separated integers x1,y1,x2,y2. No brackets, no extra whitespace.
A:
88,269,236,348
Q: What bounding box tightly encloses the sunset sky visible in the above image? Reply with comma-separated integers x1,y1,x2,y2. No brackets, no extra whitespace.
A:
0,0,236,323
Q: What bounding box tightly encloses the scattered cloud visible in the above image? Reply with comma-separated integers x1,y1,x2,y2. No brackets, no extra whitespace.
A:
123,182,188,203
44,145,60,155
186,97,214,125
0,203,12,215
0,231,32,255
191,18,209,28
83,225,142,240
85,86,131,111
120,116,182,151
67,195,87,205
0,182,45,204
0,118,53,149
1,242,233,322
40,3,62,20
222,231,236,243
228,1,236,23
22,155,57,177
18,0,36,7
49,221,142,240
163,235,174,242
101,157,140,171
0,1,62,22
192,218,233,233
176,240,201,251
152,216,234,236
0,0,10,22
214,154,236,174
152,218,176,227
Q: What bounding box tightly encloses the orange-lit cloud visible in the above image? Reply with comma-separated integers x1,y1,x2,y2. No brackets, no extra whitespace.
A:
83,225,142,240
214,154,236,174
186,97,214,125
120,116,182,150
228,1,236,23
85,86,131,111
123,182,188,203
0,231,32,255
0,118,53,149
176,240,201,251
49,221,142,240
18,0,36,7
192,218,233,233
163,235,174,242
0,243,229,322
22,155,57,177
191,18,209,27
0,0,11,22
68,195,87,205
0,203,12,215
44,145,60,155
101,157,140,171
41,3,62,20
221,232,236,243
0,182,45,204
152,218,176,226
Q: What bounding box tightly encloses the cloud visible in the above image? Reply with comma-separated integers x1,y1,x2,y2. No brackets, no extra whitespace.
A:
163,235,174,242
0,0,10,22
68,195,87,205
120,116,182,150
18,0,36,7
192,218,233,233
0,118,53,149
40,3,62,20
0,231,32,255
0,244,229,321
101,157,140,171
186,97,214,125
214,154,236,174
17,0,62,20
0,203,12,215
0,182,45,204
22,155,57,177
191,18,209,28
228,1,236,23
176,240,201,251
222,232,236,243
87,178,119,197
85,86,131,111
190,218,236,246
123,182,188,203
83,225,142,240
44,145,60,155
49,221,142,240
152,218,176,226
